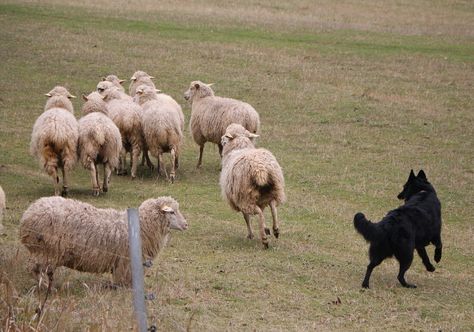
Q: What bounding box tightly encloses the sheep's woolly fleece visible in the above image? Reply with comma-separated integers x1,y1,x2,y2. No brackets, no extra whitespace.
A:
30,86,79,195
20,196,187,286
78,92,122,195
135,85,183,181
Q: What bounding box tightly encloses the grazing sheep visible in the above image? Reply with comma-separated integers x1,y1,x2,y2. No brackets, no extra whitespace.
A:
129,70,155,97
97,83,146,178
0,185,4,234
78,92,122,196
219,124,285,248
102,74,126,92
30,86,79,196
184,81,260,168
20,196,188,286
135,85,183,182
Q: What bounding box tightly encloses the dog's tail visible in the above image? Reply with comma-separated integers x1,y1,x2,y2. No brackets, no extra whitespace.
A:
353,212,380,242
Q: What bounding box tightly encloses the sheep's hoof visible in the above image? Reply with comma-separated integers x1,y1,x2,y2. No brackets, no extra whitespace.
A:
170,175,175,184
131,175,137,180
61,188,68,197
92,189,100,197
262,241,269,249
264,228,271,236
247,233,254,240
273,228,280,238
103,186,108,193
117,170,127,176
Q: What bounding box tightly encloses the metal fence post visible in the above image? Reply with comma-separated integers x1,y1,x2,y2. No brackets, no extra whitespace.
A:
127,208,148,332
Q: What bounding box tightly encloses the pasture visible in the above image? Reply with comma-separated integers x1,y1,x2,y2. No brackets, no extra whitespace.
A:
0,0,473,330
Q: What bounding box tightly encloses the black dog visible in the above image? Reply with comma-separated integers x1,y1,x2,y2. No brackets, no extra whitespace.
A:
353,170,443,288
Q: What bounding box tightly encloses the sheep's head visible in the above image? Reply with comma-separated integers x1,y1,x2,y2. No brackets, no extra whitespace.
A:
81,91,107,115
221,123,259,154
134,85,161,104
96,81,115,94
130,71,154,82
103,74,125,86
184,81,214,102
158,198,188,231
45,86,76,99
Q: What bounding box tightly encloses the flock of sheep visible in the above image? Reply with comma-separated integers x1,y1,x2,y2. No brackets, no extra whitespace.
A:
1,70,285,286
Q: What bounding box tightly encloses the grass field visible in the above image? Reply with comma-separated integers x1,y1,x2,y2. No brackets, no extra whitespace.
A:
0,0,473,330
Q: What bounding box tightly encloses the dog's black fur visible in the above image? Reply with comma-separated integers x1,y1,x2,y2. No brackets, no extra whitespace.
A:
353,170,443,288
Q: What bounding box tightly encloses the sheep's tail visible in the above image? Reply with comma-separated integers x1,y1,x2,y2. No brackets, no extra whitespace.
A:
353,212,380,242
253,163,269,187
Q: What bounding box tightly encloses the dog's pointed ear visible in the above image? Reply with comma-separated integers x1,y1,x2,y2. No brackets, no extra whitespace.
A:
417,169,427,180
409,169,415,179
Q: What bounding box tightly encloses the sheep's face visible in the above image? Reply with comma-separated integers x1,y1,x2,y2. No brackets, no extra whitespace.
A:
184,81,214,102
130,71,154,82
45,86,76,99
160,204,188,231
96,81,115,94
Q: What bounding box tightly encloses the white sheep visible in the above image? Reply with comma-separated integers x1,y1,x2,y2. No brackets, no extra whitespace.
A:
30,86,79,196
129,70,155,97
78,92,122,196
20,196,188,286
0,185,5,234
102,74,126,92
97,83,146,178
219,124,285,248
184,81,260,168
135,85,183,182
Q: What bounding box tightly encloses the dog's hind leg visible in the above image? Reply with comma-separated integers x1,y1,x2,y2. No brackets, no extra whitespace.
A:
416,247,435,272
395,250,416,288
362,249,384,288
432,235,442,263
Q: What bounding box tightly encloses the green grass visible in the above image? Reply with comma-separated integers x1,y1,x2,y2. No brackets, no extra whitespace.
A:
1,0,473,331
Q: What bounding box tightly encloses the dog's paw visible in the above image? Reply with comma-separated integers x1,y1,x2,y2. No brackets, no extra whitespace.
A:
426,265,435,272
434,248,442,263
361,283,370,289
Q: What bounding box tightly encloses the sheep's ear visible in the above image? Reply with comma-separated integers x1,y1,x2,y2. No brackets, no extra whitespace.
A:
130,76,136,81
102,77,106,81
155,89,161,93
149,76,155,80
136,88,144,95
194,83,200,89
45,93,52,97
82,94,88,101
161,205,174,213
224,133,233,139
207,83,214,87
119,79,125,84
68,94,77,99
101,94,106,100
247,132,259,138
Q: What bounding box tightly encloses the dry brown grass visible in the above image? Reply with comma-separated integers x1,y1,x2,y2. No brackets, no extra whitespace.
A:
0,0,473,330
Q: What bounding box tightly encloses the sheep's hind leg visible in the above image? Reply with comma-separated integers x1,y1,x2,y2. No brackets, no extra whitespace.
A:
242,213,254,239
157,152,167,179
196,144,204,168
89,161,100,196
169,148,177,183
116,148,127,176
103,163,112,193
130,146,141,179
270,200,280,238
256,207,269,248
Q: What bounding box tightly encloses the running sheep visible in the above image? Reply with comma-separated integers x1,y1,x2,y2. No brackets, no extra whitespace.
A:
219,124,285,248
97,82,146,178
78,92,122,196
20,196,188,286
30,86,79,196
184,81,260,168
129,70,155,97
134,85,183,182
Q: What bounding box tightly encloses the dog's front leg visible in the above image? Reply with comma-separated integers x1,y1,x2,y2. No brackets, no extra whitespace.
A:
416,247,435,272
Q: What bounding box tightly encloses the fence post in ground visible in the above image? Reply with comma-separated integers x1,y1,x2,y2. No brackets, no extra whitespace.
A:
127,208,148,332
